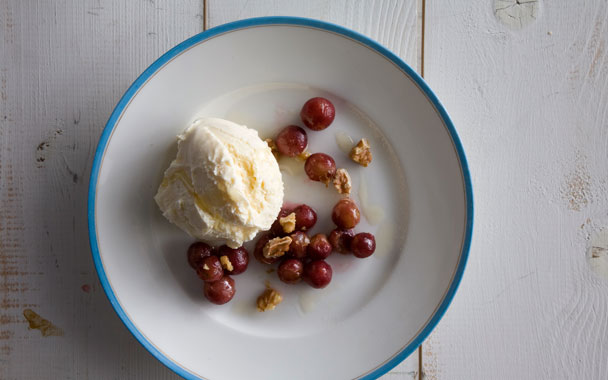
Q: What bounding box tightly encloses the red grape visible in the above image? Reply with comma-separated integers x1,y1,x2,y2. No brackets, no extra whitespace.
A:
351,233,376,258
307,234,332,260
328,228,355,254
275,125,308,157
331,198,360,229
288,231,310,259
277,258,304,284
217,245,249,275
293,204,317,231
196,255,223,282
300,97,335,131
187,242,213,269
203,276,236,305
305,153,336,184
303,260,333,289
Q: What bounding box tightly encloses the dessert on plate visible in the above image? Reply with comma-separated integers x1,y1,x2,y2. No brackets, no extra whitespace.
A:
155,97,377,308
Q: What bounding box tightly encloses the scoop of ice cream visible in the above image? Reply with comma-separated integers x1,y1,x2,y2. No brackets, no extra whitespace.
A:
154,118,284,248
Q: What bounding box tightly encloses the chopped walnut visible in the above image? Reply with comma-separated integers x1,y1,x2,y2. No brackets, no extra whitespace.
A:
350,138,372,167
265,138,280,160
263,236,292,259
297,150,311,161
257,286,283,312
333,168,352,194
219,255,233,272
279,212,296,233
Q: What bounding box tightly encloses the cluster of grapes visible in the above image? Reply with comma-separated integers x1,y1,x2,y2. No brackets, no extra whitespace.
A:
257,97,376,290
187,97,376,307
186,243,249,305
273,97,340,184
254,200,376,290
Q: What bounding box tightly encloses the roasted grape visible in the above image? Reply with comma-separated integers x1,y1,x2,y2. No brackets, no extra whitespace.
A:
351,233,376,258
331,198,360,229
293,204,317,231
328,228,355,254
203,276,236,305
300,97,335,131
217,245,249,275
307,233,332,260
275,125,308,157
196,255,223,282
187,242,213,269
303,260,333,289
288,231,310,259
305,153,336,184
277,258,304,284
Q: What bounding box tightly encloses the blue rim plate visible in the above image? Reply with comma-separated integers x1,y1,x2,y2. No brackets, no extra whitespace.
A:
88,16,473,380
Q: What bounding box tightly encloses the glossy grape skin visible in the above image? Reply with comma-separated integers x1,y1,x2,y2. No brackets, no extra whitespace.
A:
328,228,355,254
195,255,224,282
351,233,376,258
276,125,308,157
300,97,335,131
187,242,213,269
203,276,236,305
288,231,310,259
303,260,333,289
305,153,337,184
217,245,249,275
307,234,332,260
277,258,304,284
331,198,361,229
253,233,281,264
293,204,317,231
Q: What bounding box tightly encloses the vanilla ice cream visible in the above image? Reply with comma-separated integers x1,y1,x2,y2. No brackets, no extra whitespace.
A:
154,118,284,248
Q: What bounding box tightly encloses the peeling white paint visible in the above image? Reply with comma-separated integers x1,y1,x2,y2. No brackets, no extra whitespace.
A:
587,228,608,279
494,0,539,29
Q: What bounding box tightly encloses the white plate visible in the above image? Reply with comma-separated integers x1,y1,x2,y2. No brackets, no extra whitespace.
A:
88,17,473,380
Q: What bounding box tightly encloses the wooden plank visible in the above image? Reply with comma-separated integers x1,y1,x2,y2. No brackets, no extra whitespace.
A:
208,0,420,72
424,0,608,378
207,1,421,379
0,1,202,379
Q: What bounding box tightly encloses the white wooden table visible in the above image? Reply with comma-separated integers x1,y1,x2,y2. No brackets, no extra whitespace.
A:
2,1,607,379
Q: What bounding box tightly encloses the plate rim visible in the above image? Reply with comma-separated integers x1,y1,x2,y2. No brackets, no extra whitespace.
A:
87,16,473,380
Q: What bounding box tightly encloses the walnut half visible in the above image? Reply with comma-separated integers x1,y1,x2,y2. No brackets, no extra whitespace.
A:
350,138,372,167
263,236,292,259
219,255,233,272
333,168,352,194
257,286,283,312
279,212,296,233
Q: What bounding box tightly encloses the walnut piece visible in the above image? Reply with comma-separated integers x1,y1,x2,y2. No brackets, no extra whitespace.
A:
279,212,296,233
350,138,372,167
263,236,292,259
265,138,280,160
297,150,311,161
219,255,233,272
257,286,283,312
333,168,352,194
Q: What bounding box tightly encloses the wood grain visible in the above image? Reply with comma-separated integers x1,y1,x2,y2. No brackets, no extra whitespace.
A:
424,1,608,378
0,1,202,379
0,0,423,378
